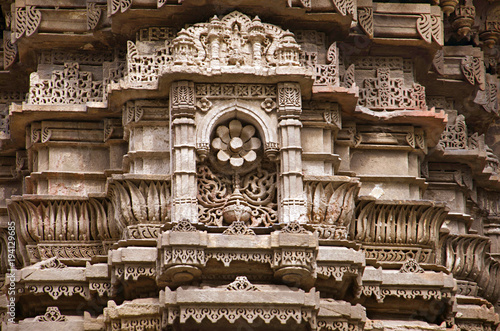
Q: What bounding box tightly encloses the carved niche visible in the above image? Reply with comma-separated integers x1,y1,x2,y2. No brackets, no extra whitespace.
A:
197,118,277,227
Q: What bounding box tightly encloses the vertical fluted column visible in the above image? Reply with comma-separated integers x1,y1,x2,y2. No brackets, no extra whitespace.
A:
277,82,306,223
170,81,197,223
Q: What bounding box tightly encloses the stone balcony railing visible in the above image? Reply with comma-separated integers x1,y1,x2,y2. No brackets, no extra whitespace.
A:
437,234,500,304
352,198,448,264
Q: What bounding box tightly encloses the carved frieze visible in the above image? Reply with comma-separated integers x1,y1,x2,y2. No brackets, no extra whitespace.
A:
162,284,318,327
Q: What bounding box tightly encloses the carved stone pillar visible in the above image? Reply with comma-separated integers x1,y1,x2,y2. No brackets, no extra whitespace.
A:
170,81,197,223
277,82,306,223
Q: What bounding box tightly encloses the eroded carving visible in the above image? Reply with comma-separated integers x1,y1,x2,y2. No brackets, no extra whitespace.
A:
34,307,67,322
226,276,260,291
126,12,305,86
305,182,358,240
358,68,426,111
28,63,103,105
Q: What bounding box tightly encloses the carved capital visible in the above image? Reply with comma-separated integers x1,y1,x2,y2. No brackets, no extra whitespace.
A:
171,81,196,115
277,82,302,112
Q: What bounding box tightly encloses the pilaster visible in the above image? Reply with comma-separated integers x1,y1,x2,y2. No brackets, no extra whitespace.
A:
277,82,306,223
170,81,198,223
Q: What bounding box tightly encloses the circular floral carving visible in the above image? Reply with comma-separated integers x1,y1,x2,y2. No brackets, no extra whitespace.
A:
211,119,261,169
261,98,276,112
197,97,212,112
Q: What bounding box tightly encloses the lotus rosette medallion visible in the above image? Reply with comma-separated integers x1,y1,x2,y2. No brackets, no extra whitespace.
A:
211,119,261,169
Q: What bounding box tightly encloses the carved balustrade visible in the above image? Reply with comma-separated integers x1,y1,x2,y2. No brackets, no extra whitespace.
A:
438,234,500,304
352,199,448,263
7,199,109,265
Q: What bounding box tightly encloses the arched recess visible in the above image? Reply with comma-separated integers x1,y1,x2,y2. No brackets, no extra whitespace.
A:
196,103,278,154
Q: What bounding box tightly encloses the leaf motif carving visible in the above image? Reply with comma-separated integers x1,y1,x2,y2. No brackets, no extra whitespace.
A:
417,14,432,43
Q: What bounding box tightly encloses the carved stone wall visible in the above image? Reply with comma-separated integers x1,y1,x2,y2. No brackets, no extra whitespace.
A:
0,1,500,331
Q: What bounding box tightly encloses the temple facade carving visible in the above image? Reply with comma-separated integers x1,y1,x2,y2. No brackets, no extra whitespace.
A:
0,1,499,331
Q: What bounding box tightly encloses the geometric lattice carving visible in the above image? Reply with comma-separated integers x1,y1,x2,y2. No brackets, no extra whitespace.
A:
359,68,427,111
28,63,103,104
439,114,468,150
313,43,339,87
295,31,339,87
